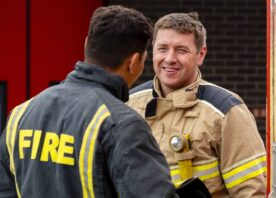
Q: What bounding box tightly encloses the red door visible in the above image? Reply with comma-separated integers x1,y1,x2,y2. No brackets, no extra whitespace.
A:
31,0,102,96
0,0,102,131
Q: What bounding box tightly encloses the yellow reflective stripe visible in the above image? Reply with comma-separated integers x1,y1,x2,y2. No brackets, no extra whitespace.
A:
193,160,218,172
6,99,33,198
79,105,110,198
223,156,267,189
6,107,19,163
170,168,180,176
170,160,220,184
170,165,181,184
223,156,266,179
225,167,266,189
197,170,220,181
193,160,220,181
170,170,182,186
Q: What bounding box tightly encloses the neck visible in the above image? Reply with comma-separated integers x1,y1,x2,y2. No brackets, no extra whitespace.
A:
160,84,174,97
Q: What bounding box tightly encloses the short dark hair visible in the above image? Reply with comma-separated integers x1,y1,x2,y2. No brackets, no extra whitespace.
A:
153,12,206,53
85,5,153,69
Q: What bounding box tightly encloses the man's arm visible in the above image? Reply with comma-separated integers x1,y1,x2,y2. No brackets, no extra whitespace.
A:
220,104,266,197
103,117,179,198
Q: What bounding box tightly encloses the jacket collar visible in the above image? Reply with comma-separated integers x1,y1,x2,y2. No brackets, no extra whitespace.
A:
153,70,201,108
66,61,129,102
145,70,201,118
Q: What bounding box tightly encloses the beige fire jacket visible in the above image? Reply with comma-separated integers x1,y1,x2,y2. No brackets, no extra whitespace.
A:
127,73,266,198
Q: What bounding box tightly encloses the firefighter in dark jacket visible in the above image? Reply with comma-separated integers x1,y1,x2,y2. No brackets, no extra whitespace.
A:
0,5,180,198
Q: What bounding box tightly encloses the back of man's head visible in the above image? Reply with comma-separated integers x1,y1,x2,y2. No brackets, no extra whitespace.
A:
153,12,207,53
85,5,153,69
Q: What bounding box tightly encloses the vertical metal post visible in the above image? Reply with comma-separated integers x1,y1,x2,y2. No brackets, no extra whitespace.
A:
269,0,276,197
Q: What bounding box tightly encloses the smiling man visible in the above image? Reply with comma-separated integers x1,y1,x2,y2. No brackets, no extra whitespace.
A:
128,12,266,197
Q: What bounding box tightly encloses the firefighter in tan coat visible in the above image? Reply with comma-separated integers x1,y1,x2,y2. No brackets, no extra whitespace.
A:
127,12,266,197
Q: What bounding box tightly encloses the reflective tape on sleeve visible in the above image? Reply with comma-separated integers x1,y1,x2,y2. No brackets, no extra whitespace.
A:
222,155,267,189
193,160,220,181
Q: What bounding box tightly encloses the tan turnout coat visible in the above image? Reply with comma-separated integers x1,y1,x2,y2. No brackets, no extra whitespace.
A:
128,73,266,198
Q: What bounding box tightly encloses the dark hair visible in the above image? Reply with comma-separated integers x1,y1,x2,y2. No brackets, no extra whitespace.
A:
85,5,153,69
153,12,206,53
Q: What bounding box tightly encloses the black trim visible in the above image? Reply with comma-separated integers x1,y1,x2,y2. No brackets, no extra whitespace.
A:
145,99,157,118
130,80,158,117
152,88,158,98
26,0,31,99
197,85,243,114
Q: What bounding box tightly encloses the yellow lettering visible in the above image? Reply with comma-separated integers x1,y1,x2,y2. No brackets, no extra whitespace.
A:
40,132,59,162
18,129,75,166
19,130,33,159
56,134,75,165
31,130,42,159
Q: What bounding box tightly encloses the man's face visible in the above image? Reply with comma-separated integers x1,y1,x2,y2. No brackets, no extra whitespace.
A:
153,29,206,95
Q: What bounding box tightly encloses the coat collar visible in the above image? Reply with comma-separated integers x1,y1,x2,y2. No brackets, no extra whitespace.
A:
145,70,201,118
152,70,201,108
66,61,129,102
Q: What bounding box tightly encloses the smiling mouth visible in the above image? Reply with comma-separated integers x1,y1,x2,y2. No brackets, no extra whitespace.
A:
162,67,180,73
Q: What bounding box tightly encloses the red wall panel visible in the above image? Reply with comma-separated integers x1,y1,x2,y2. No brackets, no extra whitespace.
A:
31,0,102,96
0,0,102,123
0,1,27,111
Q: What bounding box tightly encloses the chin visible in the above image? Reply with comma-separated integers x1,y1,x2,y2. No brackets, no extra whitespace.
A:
164,82,184,90
163,81,180,87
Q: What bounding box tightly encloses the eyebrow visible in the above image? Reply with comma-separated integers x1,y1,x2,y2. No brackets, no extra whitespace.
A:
155,43,191,51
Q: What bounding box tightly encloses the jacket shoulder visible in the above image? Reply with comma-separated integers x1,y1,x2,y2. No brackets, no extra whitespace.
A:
130,81,153,95
196,84,243,114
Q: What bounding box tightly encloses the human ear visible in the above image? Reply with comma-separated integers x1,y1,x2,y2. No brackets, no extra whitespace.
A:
128,52,140,74
198,47,207,67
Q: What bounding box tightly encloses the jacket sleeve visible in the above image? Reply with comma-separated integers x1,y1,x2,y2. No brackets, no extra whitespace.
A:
103,116,179,198
220,104,266,197
0,128,18,198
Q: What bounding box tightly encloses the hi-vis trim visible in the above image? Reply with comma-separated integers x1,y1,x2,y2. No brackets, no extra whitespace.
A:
129,89,152,98
6,99,33,198
170,165,181,184
193,160,220,181
79,104,110,198
222,155,266,189
170,160,220,185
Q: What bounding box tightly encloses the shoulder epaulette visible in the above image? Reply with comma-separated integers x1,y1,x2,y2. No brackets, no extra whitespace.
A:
197,85,243,114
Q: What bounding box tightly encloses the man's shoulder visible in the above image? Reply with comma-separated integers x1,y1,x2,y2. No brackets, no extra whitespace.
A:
197,81,243,115
127,81,153,108
105,98,149,132
129,81,153,96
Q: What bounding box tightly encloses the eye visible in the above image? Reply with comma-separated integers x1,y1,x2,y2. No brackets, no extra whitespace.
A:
177,48,189,54
155,44,168,52
156,47,167,52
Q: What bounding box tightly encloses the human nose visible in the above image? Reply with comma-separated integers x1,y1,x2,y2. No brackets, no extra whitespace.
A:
164,50,177,63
